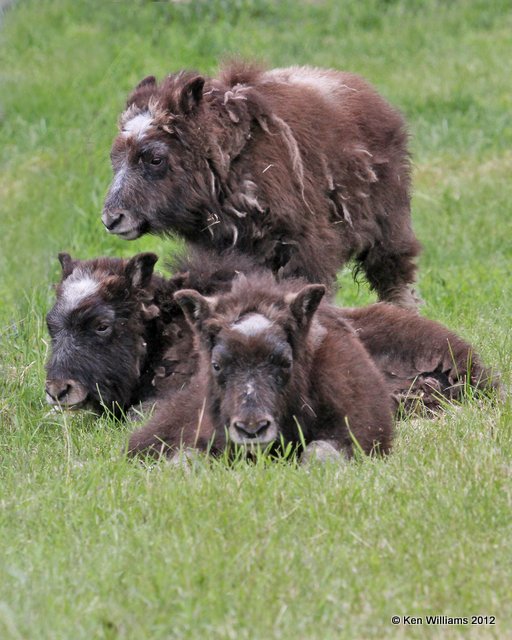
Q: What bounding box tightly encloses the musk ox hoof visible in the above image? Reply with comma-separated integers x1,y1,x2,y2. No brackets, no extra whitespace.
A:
301,440,345,467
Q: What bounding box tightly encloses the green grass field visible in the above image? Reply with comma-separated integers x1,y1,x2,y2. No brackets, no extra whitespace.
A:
1,1,511,638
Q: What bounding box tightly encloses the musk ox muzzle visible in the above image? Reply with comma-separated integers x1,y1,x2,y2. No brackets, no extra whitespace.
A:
101,207,144,240
45,378,89,409
228,415,277,446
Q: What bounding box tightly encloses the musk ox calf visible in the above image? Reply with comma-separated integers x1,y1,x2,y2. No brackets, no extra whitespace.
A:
334,304,498,414
128,273,397,461
103,61,421,308
45,249,262,413
45,251,165,413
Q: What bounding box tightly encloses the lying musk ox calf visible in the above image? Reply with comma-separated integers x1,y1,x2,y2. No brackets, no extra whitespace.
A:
45,252,164,412
332,304,499,414
103,62,421,308
128,273,395,460
45,249,262,413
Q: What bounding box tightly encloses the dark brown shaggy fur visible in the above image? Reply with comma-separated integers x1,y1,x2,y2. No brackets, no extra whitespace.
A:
128,273,394,459
103,61,421,307
46,249,497,421
339,304,499,414
45,249,265,413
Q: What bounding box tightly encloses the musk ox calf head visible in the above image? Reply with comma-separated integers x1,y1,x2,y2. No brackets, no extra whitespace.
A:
102,73,212,241
45,252,159,412
175,279,327,448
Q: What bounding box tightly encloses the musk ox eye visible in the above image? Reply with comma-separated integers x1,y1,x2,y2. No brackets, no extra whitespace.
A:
212,361,221,372
95,322,111,335
150,157,163,166
269,353,291,369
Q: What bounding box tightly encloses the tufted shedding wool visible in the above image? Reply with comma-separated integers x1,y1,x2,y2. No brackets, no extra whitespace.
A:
103,61,422,309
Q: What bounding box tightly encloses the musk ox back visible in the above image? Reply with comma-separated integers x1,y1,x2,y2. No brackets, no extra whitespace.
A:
338,304,500,414
128,273,395,460
103,62,421,308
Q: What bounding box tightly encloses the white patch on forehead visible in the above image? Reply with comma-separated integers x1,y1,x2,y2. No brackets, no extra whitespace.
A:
122,111,154,139
231,313,272,337
61,271,100,310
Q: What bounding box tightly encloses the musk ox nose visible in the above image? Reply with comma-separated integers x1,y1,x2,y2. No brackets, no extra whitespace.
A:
101,208,126,231
45,379,88,406
46,380,72,401
232,418,273,440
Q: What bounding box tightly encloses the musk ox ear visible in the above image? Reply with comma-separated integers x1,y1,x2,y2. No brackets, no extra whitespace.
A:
58,253,75,279
289,284,326,328
135,75,156,91
179,75,205,113
125,253,159,290
126,75,157,108
174,289,213,330
141,303,160,321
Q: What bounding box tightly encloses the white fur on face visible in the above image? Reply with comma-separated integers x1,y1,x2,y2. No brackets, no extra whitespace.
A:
122,112,154,140
109,163,127,195
61,271,99,310
231,313,272,337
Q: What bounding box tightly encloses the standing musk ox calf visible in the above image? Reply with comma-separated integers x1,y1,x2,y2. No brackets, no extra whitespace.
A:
128,273,396,461
103,62,421,308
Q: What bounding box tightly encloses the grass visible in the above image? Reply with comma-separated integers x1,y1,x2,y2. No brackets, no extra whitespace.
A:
0,0,511,638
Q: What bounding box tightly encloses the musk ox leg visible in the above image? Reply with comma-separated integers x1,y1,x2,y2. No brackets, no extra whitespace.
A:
127,390,216,459
300,440,348,466
359,238,422,310
127,420,176,459
127,418,212,459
